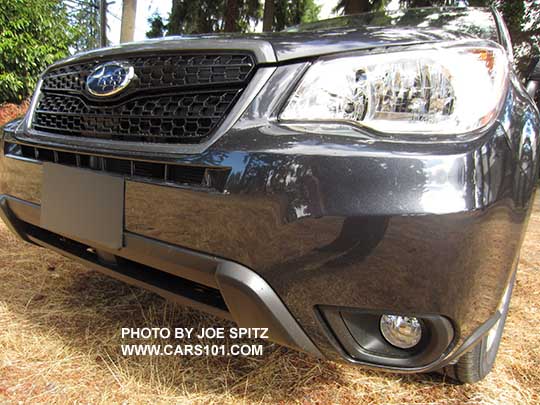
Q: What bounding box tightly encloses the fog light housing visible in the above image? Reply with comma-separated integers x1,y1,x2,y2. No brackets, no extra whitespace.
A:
380,314,422,349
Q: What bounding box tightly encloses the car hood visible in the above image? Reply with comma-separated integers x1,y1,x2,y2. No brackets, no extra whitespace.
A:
52,25,484,68
180,26,478,61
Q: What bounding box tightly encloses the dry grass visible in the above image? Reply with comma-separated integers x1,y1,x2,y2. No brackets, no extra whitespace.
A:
0,197,539,404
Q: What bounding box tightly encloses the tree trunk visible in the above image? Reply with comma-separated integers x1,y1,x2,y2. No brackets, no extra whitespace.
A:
120,0,137,43
262,0,274,32
344,0,372,15
99,0,107,47
224,0,239,32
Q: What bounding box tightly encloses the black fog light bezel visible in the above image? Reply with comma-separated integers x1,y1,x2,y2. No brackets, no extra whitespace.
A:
317,305,455,368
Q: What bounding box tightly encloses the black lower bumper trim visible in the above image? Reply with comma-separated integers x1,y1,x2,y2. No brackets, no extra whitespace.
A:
25,218,232,319
216,262,323,356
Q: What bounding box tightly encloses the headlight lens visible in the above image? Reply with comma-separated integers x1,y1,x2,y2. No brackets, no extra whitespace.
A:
280,44,508,136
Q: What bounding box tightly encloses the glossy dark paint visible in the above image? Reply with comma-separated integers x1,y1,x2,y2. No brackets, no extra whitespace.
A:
1,7,539,370
124,68,539,364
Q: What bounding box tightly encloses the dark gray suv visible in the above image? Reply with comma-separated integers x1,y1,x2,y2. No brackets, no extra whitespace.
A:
1,7,539,384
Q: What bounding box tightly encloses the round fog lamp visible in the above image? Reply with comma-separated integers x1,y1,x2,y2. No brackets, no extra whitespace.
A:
380,314,422,349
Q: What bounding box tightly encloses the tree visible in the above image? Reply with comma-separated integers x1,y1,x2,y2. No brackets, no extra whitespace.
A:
224,0,239,31
0,0,76,103
64,0,102,51
120,0,137,42
334,0,378,14
236,0,261,32
264,0,321,31
262,0,274,31
166,0,318,34
301,0,321,23
167,0,261,34
495,0,539,74
168,0,224,34
99,0,107,47
146,13,166,38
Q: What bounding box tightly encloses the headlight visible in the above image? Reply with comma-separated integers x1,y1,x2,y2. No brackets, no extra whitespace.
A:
279,43,508,136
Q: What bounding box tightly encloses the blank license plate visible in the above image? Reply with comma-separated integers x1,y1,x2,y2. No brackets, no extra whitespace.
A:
40,162,124,250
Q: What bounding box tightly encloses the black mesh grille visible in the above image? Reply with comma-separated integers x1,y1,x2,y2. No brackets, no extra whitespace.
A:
33,52,256,144
33,90,241,142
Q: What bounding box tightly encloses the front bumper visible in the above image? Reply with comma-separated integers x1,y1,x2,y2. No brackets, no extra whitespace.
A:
0,116,536,373
1,63,538,373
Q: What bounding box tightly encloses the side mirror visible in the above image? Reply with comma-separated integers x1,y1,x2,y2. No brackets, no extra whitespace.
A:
526,56,540,100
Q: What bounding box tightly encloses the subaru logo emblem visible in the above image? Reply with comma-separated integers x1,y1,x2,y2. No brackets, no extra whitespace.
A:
86,62,135,97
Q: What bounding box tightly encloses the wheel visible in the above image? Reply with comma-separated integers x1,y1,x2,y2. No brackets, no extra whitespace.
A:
444,271,516,384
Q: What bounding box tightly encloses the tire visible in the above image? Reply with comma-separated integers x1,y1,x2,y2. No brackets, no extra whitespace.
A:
444,271,516,384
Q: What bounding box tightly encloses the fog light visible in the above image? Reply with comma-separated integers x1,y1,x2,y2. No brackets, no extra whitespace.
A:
380,314,422,349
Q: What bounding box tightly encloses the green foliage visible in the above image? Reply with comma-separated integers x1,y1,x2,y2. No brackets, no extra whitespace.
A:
437,0,538,74
65,0,102,51
301,0,322,24
273,0,321,30
168,0,226,35
166,0,318,35
236,0,262,32
0,0,75,103
146,13,167,38
167,0,261,35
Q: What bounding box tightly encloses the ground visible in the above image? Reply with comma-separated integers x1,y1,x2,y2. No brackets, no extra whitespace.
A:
0,104,539,404
0,101,28,127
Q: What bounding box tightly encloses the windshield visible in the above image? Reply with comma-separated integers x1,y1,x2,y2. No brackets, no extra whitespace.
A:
285,7,498,42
